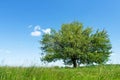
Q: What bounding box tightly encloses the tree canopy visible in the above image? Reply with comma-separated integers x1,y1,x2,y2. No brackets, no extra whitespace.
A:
40,22,112,68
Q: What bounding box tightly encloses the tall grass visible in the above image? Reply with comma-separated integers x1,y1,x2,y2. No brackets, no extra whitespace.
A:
0,64,120,80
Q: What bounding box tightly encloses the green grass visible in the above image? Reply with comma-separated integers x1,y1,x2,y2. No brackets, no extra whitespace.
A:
0,64,120,80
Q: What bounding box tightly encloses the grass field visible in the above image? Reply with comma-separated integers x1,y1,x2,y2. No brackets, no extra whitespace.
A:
0,64,120,80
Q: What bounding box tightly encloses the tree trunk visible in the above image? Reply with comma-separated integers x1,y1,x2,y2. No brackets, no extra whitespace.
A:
72,59,77,68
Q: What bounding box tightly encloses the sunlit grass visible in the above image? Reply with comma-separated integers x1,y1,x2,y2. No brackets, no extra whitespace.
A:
0,64,120,80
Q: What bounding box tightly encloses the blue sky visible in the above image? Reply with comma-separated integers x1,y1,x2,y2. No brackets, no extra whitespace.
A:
0,0,120,66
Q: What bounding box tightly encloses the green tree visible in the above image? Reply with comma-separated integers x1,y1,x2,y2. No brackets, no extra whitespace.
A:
40,22,112,68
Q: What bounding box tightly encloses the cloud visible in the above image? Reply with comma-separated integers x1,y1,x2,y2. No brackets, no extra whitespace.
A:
34,25,40,31
30,25,51,37
31,31,41,36
31,25,41,37
42,28,51,34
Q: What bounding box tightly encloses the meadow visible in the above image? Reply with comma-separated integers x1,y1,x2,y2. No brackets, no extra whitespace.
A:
0,64,120,80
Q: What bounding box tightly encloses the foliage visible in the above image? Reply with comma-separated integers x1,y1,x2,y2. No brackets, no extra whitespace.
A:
40,21,112,67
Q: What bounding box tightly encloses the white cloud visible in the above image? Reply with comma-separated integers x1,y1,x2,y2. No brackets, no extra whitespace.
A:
31,31,41,36
42,28,51,34
31,25,41,37
34,25,40,31
30,25,51,37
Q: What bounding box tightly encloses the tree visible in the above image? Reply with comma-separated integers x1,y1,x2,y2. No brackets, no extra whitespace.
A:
40,22,112,68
